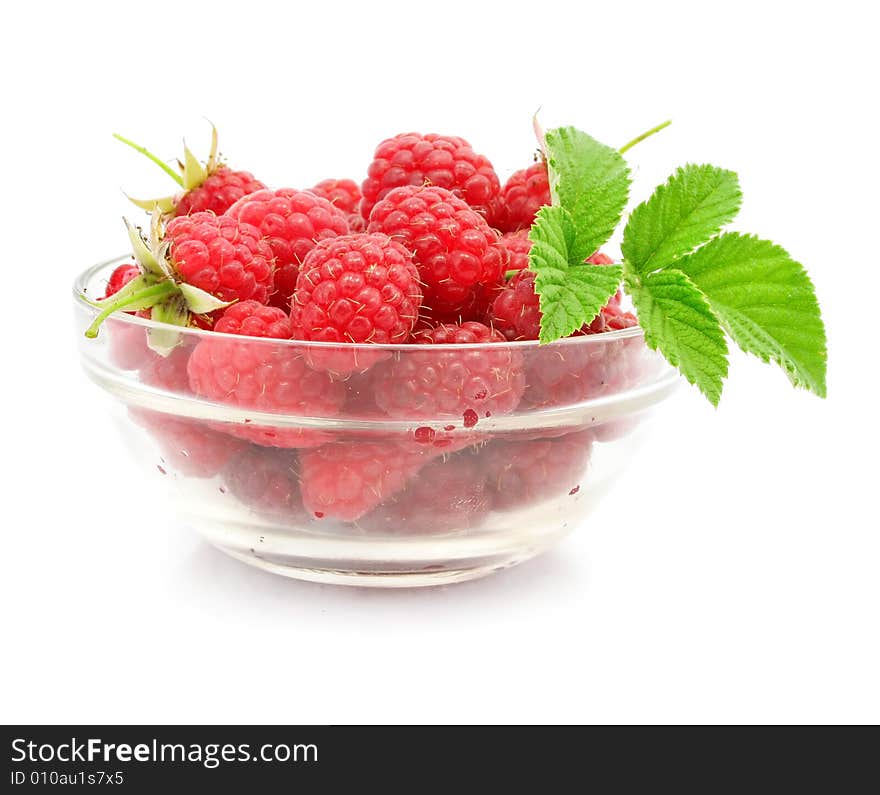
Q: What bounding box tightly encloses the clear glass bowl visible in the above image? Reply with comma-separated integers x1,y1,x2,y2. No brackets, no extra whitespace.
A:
73,258,679,587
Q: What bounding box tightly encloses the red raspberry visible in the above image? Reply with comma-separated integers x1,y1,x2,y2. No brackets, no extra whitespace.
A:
223,447,304,519
488,251,629,341
309,179,362,214
175,167,266,217
116,128,265,218
139,343,193,392
103,262,141,298
497,161,551,233
100,264,150,370
290,233,422,375
373,321,524,420
498,231,533,273
522,329,642,409
360,133,502,223
367,185,505,322
131,410,244,478
488,269,542,341
226,188,349,311
213,299,292,339
360,450,492,534
187,305,345,448
299,441,428,521
309,178,366,233
482,431,593,510
164,212,275,305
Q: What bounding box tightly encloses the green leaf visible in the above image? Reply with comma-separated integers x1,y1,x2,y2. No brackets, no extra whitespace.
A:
622,164,742,274
544,126,631,261
625,267,729,406
675,233,827,397
530,205,623,343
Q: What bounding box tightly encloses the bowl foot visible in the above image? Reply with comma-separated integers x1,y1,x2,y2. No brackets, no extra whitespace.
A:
215,545,543,588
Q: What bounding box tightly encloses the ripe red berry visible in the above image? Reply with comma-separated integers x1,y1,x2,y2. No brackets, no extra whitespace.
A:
226,188,350,310
290,233,423,375
367,185,505,322
487,249,631,341
310,179,362,214
482,431,593,510
103,262,141,299
187,303,345,448
360,132,502,223
299,441,428,522
116,128,265,218
175,167,266,217
131,409,245,478
138,342,193,393
360,450,492,534
100,263,152,370
497,161,551,233
223,447,304,519
373,321,524,420
488,269,542,341
498,231,533,273
213,299,292,339
164,212,275,305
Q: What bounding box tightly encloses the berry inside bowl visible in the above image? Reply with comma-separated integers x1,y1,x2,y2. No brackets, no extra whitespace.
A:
74,258,678,587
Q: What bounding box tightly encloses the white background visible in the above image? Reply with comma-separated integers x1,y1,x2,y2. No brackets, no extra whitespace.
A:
1,0,877,724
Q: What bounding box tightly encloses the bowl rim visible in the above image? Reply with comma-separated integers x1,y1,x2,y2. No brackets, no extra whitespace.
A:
73,257,646,351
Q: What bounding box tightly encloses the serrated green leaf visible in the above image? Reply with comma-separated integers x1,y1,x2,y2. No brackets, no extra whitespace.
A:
622,164,742,274
544,127,630,261
675,232,827,397
625,267,729,405
529,205,623,343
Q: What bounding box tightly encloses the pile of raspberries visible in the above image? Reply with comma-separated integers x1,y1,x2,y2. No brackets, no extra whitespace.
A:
100,131,640,526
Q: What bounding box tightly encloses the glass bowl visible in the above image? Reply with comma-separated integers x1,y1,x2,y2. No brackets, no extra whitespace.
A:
73,258,679,587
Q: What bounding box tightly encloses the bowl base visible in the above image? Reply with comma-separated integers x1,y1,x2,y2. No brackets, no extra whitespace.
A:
215,545,543,588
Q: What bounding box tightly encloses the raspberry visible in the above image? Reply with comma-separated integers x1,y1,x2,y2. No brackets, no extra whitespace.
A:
213,300,292,339
488,270,542,341
360,450,492,534
290,233,422,374
299,441,428,521
139,343,193,392
103,262,141,298
367,185,505,321
582,301,639,334
223,447,304,519
482,431,593,510
105,318,150,371
497,161,551,233
521,328,641,409
116,128,265,218
487,251,630,341
100,264,150,370
187,304,345,448
309,179,362,214
498,231,533,273
373,321,524,420
360,133,502,223
175,167,266,217
226,188,349,310
132,410,244,478
164,212,275,305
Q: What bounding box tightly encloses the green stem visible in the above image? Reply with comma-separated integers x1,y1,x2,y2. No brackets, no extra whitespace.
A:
84,281,177,339
113,134,185,188
619,119,672,155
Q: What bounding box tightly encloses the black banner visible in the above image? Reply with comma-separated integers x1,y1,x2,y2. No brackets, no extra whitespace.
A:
2,725,874,790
